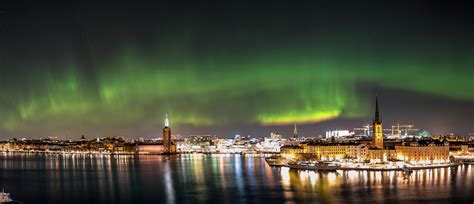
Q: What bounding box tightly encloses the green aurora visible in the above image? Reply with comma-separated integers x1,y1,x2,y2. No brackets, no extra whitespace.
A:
0,1,473,137
2,44,473,134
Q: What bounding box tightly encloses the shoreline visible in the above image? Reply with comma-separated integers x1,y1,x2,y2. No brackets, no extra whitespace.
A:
1,151,472,171
0,150,276,156
336,163,461,171
277,162,467,172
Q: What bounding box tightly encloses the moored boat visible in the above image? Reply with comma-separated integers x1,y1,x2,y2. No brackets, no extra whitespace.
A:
265,156,287,167
401,165,413,173
0,189,14,203
287,161,339,171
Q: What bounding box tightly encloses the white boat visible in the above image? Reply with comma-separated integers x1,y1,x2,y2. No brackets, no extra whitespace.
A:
288,161,339,171
0,189,13,203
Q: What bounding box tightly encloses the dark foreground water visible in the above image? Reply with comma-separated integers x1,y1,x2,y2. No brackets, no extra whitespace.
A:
0,153,472,203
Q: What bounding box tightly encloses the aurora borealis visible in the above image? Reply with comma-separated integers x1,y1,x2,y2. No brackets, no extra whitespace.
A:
0,1,473,138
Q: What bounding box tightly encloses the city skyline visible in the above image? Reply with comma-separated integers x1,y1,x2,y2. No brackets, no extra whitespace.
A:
0,1,473,138
0,2,473,203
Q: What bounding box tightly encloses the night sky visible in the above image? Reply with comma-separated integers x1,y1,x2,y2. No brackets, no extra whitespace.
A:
0,1,473,139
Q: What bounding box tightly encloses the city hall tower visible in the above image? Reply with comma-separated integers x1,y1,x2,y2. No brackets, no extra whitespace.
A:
163,115,172,153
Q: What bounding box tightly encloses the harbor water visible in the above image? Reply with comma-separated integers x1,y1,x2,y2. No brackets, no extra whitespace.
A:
0,153,472,203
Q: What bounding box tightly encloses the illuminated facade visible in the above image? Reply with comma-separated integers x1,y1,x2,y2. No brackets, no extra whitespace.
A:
395,141,450,164
366,96,389,163
367,149,396,163
280,145,304,155
163,115,176,153
302,143,367,162
372,96,384,149
325,130,352,138
270,132,282,140
447,141,469,155
137,144,165,154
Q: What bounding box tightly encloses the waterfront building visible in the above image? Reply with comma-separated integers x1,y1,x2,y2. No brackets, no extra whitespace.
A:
302,142,367,162
280,145,304,156
468,143,474,154
257,138,282,153
367,148,397,163
136,142,165,154
136,115,177,154
395,140,450,164
446,140,469,155
372,96,384,149
163,115,176,153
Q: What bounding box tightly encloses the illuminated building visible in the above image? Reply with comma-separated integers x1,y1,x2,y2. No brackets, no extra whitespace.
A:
325,130,353,139
366,148,396,163
303,143,367,162
280,145,304,155
187,135,213,146
257,138,282,153
372,96,384,149
366,96,389,163
136,143,165,154
446,140,469,155
395,140,450,164
270,132,282,140
163,115,176,153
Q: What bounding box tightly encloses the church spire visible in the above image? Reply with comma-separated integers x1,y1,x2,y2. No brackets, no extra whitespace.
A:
372,95,384,149
373,96,380,124
293,124,298,138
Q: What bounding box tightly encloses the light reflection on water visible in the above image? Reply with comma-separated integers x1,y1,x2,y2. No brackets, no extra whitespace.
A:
0,153,472,203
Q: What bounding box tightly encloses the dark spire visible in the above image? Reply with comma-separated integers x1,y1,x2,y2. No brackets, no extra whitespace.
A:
374,96,380,123
293,124,298,138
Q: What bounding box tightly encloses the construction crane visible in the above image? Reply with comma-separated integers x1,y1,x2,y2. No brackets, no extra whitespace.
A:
391,123,419,136
354,124,371,136
354,124,391,136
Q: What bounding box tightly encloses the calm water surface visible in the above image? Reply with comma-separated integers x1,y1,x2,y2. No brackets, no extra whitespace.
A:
0,153,472,203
